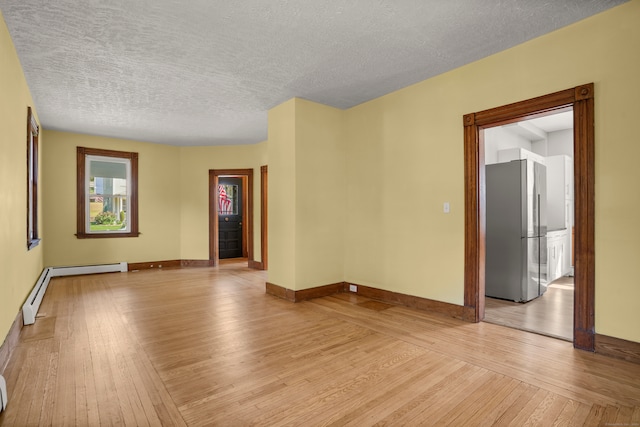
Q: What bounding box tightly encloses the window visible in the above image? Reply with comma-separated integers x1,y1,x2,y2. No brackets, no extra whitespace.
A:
76,147,139,238
218,183,239,215
27,107,40,250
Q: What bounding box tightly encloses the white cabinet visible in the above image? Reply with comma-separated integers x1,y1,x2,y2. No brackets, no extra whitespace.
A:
547,230,568,283
546,155,573,230
546,154,573,277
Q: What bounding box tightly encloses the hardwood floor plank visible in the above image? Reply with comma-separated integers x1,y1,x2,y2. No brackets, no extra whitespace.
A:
374,363,484,425
525,393,570,426
582,404,606,427
1,261,639,426
451,377,522,426
497,388,550,426
551,399,580,427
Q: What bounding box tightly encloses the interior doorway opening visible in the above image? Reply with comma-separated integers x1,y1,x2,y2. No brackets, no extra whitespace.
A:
463,83,595,351
209,169,254,267
482,109,575,341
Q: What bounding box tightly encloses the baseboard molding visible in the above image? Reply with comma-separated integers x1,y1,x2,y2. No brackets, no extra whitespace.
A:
128,259,215,271
180,259,215,268
0,311,22,375
348,283,469,320
248,260,264,270
128,260,181,270
266,282,347,302
595,334,640,365
265,280,467,320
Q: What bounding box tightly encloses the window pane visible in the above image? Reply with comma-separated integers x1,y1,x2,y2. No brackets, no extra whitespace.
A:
218,184,238,215
27,106,40,249
76,147,139,239
87,157,130,233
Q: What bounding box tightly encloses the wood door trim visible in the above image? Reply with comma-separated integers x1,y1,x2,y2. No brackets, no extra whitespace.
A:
260,165,268,270
463,83,595,351
241,176,248,258
209,169,254,267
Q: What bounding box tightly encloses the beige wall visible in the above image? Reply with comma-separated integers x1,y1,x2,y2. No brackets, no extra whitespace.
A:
294,99,346,289
43,131,183,266
267,99,346,290
267,99,297,288
341,1,640,342
43,131,268,267
0,12,43,340
178,142,267,261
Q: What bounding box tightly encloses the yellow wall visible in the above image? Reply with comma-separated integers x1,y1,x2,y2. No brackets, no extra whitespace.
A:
267,98,346,290
294,99,346,289
178,142,267,261
267,99,297,289
43,131,268,267
0,12,43,340
341,1,640,342
42,131,183,266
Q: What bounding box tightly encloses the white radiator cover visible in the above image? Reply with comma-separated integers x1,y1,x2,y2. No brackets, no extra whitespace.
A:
0,374,7,411
22,268,53,326
22,262,127,325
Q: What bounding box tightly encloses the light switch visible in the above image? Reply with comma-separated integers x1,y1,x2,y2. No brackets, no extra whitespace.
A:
444,202,450,213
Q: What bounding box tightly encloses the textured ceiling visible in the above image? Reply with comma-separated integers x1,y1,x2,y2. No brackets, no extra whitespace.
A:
0,0,626,146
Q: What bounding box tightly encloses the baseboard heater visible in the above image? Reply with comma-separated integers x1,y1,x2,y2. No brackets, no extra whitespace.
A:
0,374,7,412
22,262,127,325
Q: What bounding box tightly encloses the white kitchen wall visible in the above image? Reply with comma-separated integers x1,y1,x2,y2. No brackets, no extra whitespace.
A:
484,126,533,164
547,129,573,157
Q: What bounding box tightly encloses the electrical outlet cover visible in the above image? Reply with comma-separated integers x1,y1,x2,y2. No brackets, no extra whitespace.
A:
0,374,7,411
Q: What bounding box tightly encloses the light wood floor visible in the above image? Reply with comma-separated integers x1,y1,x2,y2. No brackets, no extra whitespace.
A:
484,277,574,341
1,261,639,426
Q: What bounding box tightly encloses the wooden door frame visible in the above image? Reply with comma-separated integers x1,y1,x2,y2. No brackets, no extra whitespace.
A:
463,83,595,351
209,169,253,267
260,165,268,270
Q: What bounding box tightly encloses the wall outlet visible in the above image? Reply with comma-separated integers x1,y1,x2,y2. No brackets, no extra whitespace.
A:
0,374,7,411
349,284,357,292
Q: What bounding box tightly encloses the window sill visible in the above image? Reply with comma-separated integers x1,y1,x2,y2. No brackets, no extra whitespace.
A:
75,232,140,239
27,238,41,250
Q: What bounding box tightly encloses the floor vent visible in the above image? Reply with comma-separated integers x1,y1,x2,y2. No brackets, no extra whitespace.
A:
22,262,127,325
0,374,7,412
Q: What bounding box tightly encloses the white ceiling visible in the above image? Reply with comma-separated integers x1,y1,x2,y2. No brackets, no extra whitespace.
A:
504,110,574,141
0,1,626,146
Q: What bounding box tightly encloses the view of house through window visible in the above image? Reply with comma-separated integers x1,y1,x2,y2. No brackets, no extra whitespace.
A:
88,157,130,232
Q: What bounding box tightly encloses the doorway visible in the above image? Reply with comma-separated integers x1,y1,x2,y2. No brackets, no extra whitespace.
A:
463,83,595,351
209,169,253,267
218,176,245,259
482,110,575,341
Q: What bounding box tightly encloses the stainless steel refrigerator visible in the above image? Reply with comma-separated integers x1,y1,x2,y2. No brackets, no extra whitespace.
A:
486,159,548,302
